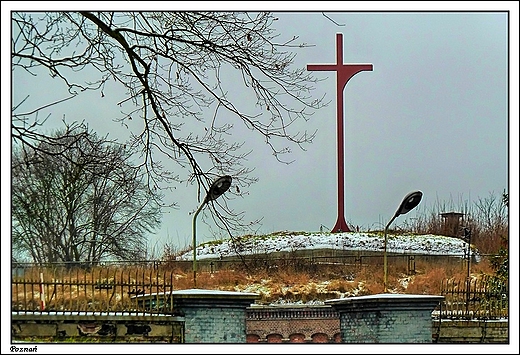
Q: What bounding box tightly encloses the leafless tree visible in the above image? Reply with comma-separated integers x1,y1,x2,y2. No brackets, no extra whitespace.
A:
11,12,327,235
12,125,162,263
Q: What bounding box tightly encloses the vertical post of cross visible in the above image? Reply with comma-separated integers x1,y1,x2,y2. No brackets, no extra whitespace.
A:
307,33,373,233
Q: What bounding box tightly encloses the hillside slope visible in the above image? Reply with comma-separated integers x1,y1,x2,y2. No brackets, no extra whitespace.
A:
179,230,479,261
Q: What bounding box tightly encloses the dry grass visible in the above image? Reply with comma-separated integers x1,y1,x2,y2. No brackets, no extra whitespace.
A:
190,254,497,304
13,246,501,309
404,258,493,295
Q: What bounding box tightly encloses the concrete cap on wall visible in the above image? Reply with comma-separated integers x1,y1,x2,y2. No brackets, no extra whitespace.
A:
325,293,444,312
172,289,259,300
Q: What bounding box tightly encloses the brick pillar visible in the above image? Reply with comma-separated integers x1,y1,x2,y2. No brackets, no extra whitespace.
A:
326,294,443,343
172,289,259,343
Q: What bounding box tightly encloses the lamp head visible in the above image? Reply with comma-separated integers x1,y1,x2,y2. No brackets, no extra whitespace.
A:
394,190,423,217
205,175,232,202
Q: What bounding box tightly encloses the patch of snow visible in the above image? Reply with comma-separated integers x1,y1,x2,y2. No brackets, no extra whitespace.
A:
399,276,411,289
178,231,479,261
268,299,326,306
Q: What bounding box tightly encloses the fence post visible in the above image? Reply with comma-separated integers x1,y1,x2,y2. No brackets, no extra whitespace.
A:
39,272,46,311
408,255,416,275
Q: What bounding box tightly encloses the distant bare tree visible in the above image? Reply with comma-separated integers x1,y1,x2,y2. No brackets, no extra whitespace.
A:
411,191,508,254
12,125,162,263
473,191,508,232
11,12,326,234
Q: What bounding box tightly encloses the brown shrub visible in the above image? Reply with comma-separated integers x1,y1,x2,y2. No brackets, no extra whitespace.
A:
327,279,355,293
192,269,249,290
358,281,384,295
405,267,448,295
269,268,311,287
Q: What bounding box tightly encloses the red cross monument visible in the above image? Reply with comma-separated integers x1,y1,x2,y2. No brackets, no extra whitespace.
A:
307,33,373,233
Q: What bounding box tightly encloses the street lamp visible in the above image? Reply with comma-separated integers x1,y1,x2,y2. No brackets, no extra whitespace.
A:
383,190,423,292
192,175,232,287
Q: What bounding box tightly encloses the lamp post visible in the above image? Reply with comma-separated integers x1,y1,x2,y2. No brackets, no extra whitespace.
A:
462,226,472,315
383,190,423,292
192,175,232,287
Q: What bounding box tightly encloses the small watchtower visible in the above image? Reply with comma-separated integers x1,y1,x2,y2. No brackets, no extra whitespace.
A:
440,212,465,238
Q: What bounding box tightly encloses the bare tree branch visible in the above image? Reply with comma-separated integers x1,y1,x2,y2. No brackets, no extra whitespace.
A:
11,11,328,237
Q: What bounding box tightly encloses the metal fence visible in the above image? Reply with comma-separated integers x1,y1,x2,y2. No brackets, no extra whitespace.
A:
438,277,508,320
12,256,506,320
11,265,178,315
182,253,471,276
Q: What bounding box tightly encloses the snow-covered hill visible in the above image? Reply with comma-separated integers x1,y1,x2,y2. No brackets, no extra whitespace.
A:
178,231,479,261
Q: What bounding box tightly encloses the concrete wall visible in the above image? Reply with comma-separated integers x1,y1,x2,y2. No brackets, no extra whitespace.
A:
433,319,508,343
327,294,444,343
11,312,184,343
12,312,509,344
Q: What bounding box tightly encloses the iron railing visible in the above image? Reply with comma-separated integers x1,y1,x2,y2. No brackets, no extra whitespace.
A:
438,277,508,320
12,258,507,321
11,265,178,315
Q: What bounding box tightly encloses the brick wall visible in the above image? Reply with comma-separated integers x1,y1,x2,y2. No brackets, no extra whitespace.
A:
12,304,509,344
339,309,434,343
327,294,444,343
172,289,258,343
180,304,248,343
246,306,341,343
12,289,508,345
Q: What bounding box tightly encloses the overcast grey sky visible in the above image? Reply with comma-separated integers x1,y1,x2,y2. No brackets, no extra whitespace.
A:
3,4,518,255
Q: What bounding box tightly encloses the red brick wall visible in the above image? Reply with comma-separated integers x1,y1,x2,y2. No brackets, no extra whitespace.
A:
267,333,283,343
246,307,341,343
311,332,330,343
290,333,306,343
246,334,260,343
